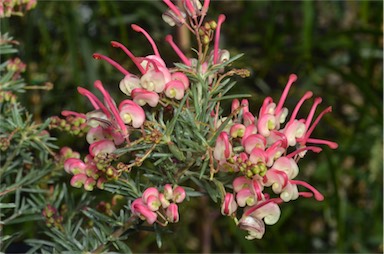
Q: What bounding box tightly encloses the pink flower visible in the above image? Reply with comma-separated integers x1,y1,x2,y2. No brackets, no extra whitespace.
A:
172,186,186,203
70,174,88,188
213,132,232,162
131,198,158,224
64,158,86,175
89,139,116,157
166,203,179,223
221,193,238,216
164,80,185,100
140,67,171,93
118,100,146,128
246,201,281,225
131,88,160,107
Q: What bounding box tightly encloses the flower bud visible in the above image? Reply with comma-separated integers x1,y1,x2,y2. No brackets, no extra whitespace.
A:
221,193,237,216
166,203,179,223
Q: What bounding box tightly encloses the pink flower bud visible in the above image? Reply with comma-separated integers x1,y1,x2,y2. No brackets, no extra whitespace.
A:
231,99,240,114
243,112,255,126
230,123,246,138
233,176,251,192
118,100,145,128
242,125,257,141
172,186,186,203
131,88,160,107
142,187,159,203
221,193,238,216
97,177,106,189
131,198,157,224
64,158,86,175
214,132,232,162
166,203,179,223
249,148,267,165
163,184,173,200
164,80,185,100
70,174,88,188
146,195,161,211
236,188,256,207
84,178,97,191
257,114,276,137
89,139,116,157
240,99,249,113
242,134,266,154
159,193,170,208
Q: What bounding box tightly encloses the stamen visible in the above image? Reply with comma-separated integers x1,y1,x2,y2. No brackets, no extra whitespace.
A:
131,24,161,58
110,41,145,74
61,110,86,118
298,192,313,198
94,80,127,136
275,74,297,116
92,53,129,76
213,14,226,64
165,35,191,66
286,146,322,158
290,180,324,201
305,138,338,149
163,0,183,18
77,87,110,118
259,96,273,117
202,0,210,15
304,106,332,140
288,91,313,124
305,97,322,131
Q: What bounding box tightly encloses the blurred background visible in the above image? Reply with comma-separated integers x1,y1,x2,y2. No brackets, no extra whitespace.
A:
3,0,382,253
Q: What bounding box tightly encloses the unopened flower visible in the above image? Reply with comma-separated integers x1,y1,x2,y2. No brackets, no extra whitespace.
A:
221,193,238,216
166,203,179,223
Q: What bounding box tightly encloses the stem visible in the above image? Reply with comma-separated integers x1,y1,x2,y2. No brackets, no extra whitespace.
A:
91,216,137,254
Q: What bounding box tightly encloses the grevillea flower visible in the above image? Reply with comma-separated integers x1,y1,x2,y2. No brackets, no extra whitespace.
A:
164,80,186,100
131,88,160,107
214,132,232,162
221,193,238,216
166,203,179,223
118,100,146,128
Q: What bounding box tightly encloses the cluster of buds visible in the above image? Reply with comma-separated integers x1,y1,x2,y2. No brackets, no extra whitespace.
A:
131,184,186,225
49,111,89,137
42,204,63,229
0,91,17,103
217,74,338,239
6,57,26,80
0,0,36,18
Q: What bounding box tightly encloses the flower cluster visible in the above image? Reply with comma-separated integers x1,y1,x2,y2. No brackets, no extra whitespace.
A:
131,185,186,225
0,0,36,18
216,74,338,239
57,0,337,242
42,204,63,229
